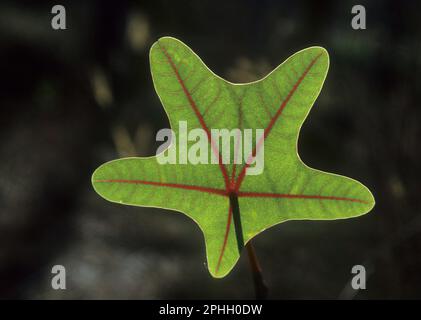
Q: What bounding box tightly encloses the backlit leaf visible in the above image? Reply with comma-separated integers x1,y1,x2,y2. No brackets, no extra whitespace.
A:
92,37,375,278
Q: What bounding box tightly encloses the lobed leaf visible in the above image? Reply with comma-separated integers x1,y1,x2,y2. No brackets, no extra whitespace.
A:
92,37,375,278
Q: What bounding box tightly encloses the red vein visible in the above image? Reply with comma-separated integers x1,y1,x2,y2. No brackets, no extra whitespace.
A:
216,204,233,274
158,42,231,190
237,191,368,204
230,138,240,187
230,95,244,188
95,179,228,196
234,53,323,192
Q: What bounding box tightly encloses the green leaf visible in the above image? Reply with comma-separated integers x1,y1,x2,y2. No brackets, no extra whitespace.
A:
92,37,375,278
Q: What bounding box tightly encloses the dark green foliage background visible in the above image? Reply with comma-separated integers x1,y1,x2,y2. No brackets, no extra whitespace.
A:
0,0,419,299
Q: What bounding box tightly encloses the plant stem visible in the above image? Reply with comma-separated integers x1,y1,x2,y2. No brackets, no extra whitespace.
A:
230,193,268,299
246,240,269,299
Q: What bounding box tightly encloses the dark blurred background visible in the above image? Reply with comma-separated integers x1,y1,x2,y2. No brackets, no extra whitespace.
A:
0,0,420,299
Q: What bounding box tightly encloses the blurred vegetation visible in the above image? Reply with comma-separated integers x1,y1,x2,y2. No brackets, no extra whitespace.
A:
0,0,420,299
